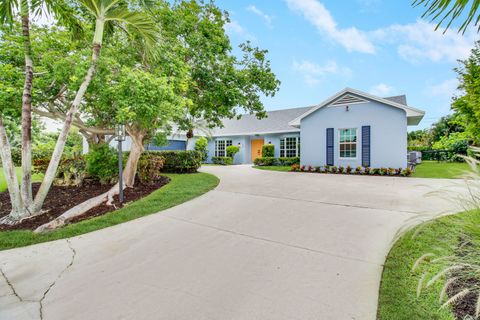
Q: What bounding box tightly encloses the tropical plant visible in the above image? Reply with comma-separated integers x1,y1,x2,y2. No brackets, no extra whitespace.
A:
413,0,480,33
226,145,240,158
194,137,208,162
262,144,275,157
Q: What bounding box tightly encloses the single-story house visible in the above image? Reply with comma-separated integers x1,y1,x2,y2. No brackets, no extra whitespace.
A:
88,88,425,169
204,88,425,168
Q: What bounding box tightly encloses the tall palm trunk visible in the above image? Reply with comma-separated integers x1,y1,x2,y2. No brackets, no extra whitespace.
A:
20,3,34,211
0,118,25,221
32,18,105,214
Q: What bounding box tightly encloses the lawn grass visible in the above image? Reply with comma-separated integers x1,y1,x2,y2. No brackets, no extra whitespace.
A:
252,166,291,172
0,173,219,251
0,167,44,192
413,161,471,179
377,210,480,320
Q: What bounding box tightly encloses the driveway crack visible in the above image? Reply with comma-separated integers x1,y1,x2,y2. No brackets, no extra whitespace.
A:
39,239,76,320
0,267,23,302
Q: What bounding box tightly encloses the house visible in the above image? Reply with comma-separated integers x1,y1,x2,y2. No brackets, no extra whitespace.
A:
205,88,425,168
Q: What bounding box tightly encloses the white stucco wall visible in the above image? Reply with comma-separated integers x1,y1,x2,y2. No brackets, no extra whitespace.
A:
300,100,408,168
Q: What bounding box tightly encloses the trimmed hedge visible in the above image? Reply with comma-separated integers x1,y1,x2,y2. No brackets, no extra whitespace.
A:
262,144,275,157
253,157,277,166
211,156,233,165
253,156,300,166
138,154,165,184
148,150,202,173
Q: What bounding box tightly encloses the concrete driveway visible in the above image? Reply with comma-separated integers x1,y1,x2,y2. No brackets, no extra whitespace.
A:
0,165,466,320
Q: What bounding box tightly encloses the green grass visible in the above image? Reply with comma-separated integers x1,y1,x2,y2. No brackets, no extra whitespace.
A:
252,166,291,172
0,167,44,193
0,173,219,251
413,161,471,179
377,210,480,320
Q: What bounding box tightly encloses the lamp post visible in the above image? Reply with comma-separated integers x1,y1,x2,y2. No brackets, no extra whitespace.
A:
115,124,126,204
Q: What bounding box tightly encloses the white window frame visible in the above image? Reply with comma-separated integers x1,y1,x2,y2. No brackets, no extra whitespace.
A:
280,136,300,158
338,128,358,160
215,139,232,157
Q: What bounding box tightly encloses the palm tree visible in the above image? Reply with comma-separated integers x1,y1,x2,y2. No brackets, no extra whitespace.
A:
413,0,480,33
31,0,159,215
0,0,82,221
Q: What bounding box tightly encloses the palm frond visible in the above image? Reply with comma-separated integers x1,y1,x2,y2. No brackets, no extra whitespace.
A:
413,0,480,34
0,0,18,24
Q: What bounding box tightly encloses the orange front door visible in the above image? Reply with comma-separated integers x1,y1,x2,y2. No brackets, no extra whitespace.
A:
251,139,264,162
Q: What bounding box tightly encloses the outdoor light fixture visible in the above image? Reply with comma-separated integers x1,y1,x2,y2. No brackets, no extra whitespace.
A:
115,124,126,204
346,105,350,112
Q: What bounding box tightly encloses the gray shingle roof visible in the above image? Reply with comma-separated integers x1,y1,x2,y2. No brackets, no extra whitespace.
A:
210,92,415,137
384,95,407,106
211,106,312,136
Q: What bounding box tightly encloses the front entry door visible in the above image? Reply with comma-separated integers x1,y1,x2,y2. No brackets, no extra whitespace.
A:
251,139,264,162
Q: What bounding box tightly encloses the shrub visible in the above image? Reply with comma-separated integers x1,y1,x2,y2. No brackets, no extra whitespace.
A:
330,166,338,173
137,154,165,185
56,156,87,186
278,157,300,166
346,166,353,174
253,157,277,166
300,165,306,172
212,156,233,165
226,145,240,158
338,166,345,173
400,168,413,177
324,165,330,173
194,137,208,162
379,168,388,176
291,164,300,172
314,166,321,172
86,144,119,184
355,166,362,174
262,144,275,157
158,150,202,173
364,167,371,175
308,165,314,172
387,168,396,176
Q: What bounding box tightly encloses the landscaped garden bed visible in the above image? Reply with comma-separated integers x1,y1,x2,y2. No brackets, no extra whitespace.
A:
0,177,170,231
290,164,413,176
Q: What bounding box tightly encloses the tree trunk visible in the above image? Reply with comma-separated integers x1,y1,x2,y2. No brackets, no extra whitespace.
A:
34,129,145,233
32,20,105,214
0,118,25,222
20,7,34,211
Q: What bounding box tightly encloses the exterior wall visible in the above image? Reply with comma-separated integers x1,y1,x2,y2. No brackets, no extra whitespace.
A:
300,100,407,168
83,135,189,154
206,132,300,164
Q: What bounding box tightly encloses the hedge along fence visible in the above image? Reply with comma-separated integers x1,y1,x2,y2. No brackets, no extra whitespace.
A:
253,156,300,166
291,164,413,177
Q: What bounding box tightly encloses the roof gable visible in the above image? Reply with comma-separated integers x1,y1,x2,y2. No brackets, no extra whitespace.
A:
289,88,425,127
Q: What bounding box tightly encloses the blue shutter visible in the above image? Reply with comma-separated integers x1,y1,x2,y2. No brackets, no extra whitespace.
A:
362,126,371,167
326,128,334,166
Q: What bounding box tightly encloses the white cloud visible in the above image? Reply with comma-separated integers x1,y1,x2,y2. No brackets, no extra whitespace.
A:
428,78,459,97
369,83,394,96
285,0,376,54
371,20,475,63
246,5,273,27
293,60,352,86
224,20,256,41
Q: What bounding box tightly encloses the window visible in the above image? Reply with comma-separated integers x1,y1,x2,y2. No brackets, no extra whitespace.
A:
280,137,300,157
215,140,232,157
339,128,357,158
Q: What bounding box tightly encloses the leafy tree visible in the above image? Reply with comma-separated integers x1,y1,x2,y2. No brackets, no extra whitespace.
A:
194,137,208,162
153,0,280,136
413,0,480,33
452,41,480,145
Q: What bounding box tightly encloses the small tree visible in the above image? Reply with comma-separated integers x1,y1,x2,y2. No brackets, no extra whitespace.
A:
194,137,208,162
262,144,275,157
226,145,240,159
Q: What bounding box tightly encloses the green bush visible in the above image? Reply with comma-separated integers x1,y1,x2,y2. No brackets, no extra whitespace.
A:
86,144,119,184
226,145,240,158
212,156,233,165
262,144,275,157
33,156,86,186
155,150,202,173
138,154,165,185
278,157,300,166
253,157,277,166
194,137,209,162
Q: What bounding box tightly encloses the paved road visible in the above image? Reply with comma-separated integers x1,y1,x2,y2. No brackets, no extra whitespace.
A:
0,165,467,320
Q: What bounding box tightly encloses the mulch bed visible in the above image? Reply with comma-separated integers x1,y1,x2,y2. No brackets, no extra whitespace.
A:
448,278,479,319
0,177,170,231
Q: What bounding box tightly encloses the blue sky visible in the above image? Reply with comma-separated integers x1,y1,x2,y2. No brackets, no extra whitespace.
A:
218,0,478,129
